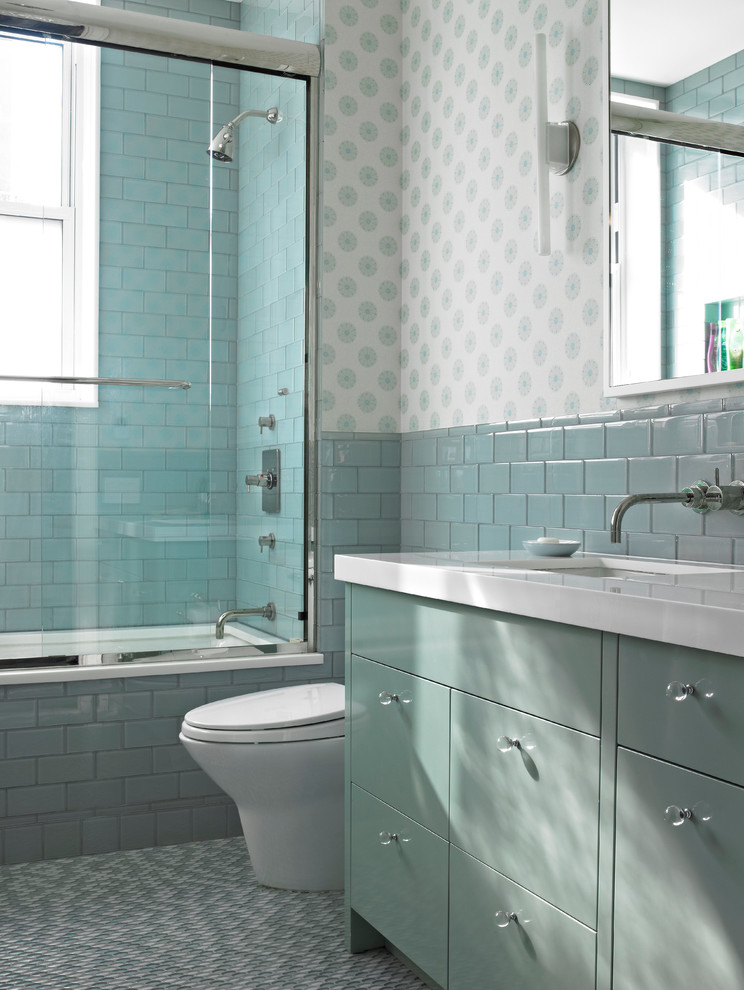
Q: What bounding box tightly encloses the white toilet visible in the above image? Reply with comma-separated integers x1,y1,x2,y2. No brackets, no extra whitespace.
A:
179,682,345,891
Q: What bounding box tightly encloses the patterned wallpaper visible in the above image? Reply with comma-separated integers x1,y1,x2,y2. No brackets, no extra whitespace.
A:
321,0,403,433
323,0,610,431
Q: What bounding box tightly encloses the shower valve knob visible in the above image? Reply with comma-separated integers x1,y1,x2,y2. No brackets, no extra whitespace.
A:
245,472,277,490
258,415,276,434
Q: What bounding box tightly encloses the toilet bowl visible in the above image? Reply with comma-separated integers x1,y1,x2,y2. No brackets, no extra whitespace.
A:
180,682,345,891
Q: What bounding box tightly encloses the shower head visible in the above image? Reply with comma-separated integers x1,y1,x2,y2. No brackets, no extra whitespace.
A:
207,107,282,163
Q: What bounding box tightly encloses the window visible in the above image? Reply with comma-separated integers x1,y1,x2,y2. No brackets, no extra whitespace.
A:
0,29,99,406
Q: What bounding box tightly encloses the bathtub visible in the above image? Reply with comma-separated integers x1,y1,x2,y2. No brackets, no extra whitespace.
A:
0,622,321,683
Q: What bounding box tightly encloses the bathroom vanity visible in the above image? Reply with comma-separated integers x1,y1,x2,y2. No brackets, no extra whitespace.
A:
336,551,744,990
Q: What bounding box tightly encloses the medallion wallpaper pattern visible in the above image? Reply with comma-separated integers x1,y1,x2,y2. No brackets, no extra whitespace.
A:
323,0,609,431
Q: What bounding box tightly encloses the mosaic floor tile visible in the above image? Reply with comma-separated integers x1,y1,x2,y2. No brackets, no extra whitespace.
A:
0,838,429,990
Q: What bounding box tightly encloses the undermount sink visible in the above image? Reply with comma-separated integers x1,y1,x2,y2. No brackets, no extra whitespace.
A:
469,556,738,581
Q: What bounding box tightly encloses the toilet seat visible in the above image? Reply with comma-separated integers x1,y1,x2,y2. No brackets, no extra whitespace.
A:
180,682,345,744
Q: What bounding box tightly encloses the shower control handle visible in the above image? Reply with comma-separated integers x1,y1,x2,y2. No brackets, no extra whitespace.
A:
258,415,276,434
258,533,276,553
245,472,277,490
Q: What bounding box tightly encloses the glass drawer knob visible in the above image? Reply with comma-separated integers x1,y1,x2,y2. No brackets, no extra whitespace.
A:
497,735,520,752
494,911,518,928
665,804,693,826
379,831,397,845
666,681,694,701
378,690,413,706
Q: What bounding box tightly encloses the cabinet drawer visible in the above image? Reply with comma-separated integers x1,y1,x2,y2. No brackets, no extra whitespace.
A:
449,846,596,990
350,655,450,837
351,585,601,734
450,690,599,928
618,635,744,786
350,785,448,989
614,749,744,990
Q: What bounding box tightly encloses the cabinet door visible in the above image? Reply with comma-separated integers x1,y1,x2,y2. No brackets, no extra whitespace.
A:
449,846,596,990
351,585,601,734
618,635,744,786
614,749,744,990
450,690,599,928
350,655,450,837
350,785,448,989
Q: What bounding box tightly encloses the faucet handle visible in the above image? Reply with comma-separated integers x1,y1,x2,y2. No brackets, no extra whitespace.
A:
682,480,710,514
702,469,744,514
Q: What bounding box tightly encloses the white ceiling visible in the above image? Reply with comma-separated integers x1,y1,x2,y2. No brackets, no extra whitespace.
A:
612,0,744,87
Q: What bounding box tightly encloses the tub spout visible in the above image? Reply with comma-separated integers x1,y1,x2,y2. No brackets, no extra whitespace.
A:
610,491,693,544
216,604,276,639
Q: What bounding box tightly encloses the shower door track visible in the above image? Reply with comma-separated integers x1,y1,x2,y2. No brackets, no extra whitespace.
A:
0,375,191,389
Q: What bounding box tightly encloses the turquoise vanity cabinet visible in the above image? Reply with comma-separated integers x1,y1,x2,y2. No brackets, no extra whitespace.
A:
344,578,744,990
346,585,603,990
614,635,744,990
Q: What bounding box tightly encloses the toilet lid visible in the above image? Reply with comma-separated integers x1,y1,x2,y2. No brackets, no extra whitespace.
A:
183,682,345,731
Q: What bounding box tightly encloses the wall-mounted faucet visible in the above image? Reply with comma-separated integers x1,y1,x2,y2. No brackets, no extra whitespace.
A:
258,415,275,434
216,604,276,640
610,471,744,543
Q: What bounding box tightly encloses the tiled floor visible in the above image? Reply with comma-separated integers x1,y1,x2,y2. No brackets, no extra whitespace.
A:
0,838,429,990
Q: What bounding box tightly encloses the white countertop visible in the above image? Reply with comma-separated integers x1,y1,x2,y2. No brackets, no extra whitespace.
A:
334,551,744,658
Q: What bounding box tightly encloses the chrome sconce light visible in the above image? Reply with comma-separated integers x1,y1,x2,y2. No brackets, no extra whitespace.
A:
535,33,581,256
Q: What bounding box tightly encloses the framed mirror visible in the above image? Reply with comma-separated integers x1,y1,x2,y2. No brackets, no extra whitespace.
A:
607,0,744,396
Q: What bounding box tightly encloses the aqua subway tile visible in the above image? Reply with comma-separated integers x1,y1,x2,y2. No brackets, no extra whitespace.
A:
120,814,156,850
464,494,493,524
527,494,564,527
97,748,153,778
423,520,451,549
156,809,193,846
358,519,401,544
493,430,527,462
96,692,153,721
493,494,527,525
125,773,178,805
0,701,37,730
450,523,478,551
527,428,563,461
510,461,545,494
652,501,703,536
7,728,64,758
82,818,120,856
628,456,677,491
437,494,463,522
478,525,510,551
652,415,704,456
178,769,223,799
546,460,583,494
626,533,677,559
424,466,450,493
437,436,464,464
464,432,494,463
564,495,605,531
510,526,543,548
451,465,478,492
479,462,510,492
585,458,627,495
705,411,744,453
38,753,95,784
332,494,381,519
37,696,94,726
42,822,82,861
67,779,125,810
8,784,66,816
0,758,36,788
152,689,205,718
358,467,400,492
605,420,651,458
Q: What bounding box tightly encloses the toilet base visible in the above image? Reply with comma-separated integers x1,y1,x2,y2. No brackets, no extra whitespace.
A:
180,733,344,891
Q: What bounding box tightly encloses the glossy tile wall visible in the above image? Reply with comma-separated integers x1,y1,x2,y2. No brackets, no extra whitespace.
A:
401,400,744,562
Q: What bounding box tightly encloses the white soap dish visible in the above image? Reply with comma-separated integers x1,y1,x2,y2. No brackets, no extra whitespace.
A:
522,539,581,558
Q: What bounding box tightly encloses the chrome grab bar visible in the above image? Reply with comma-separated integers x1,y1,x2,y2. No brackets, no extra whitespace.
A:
0,374,191,389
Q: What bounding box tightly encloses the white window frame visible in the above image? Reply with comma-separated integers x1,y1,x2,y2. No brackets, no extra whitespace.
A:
0,29,99,407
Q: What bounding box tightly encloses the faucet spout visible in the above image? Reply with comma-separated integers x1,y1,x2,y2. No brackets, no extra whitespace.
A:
610,491,692,544
216,604,276,639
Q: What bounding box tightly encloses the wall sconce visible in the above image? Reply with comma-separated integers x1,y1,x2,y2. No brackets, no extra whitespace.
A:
535,33,581,256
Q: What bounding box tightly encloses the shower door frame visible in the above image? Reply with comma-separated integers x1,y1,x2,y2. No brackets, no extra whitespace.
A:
0,0,321,656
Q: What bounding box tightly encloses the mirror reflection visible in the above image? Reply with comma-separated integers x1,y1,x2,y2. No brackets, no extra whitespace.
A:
609,0,744,392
